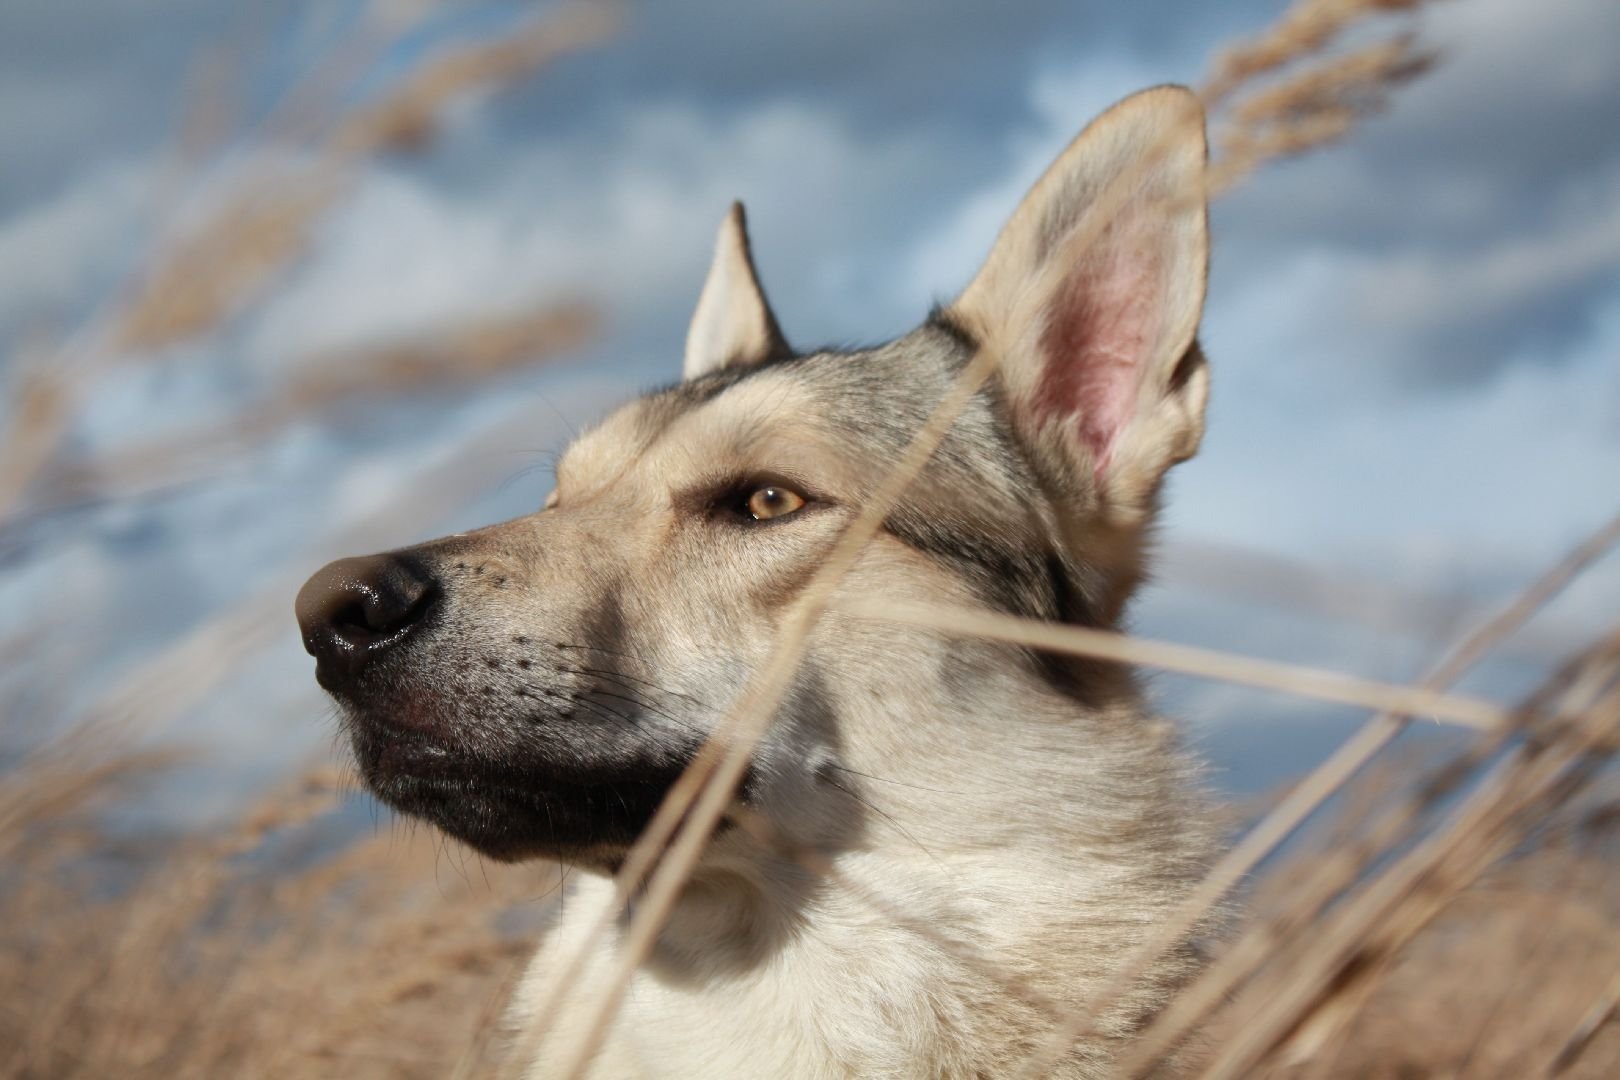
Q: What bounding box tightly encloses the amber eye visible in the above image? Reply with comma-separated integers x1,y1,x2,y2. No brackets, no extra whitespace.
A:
745,485,807,521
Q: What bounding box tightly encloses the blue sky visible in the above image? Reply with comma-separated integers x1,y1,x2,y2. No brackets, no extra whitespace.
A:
2,0,1617,814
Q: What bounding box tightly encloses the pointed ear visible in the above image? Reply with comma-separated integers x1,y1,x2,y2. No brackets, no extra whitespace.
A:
683,201,791,380
946,85,1210,517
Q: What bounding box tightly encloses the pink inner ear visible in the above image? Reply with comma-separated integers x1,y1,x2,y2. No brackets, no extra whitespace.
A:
1033,212,1166,477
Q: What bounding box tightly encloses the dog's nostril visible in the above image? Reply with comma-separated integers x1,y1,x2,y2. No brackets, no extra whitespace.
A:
331,600,371,633
294,554,440,690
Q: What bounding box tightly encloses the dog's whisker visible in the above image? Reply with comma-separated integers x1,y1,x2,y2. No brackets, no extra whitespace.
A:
571,669,959,804
567,695,698,759
551,641,663,669
567,664,712,708
823,763,966,796
818,773,942,866
576,683,710,741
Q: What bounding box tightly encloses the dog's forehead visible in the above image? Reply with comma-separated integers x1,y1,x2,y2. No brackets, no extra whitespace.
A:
554,324,1001,502
557,358,861,492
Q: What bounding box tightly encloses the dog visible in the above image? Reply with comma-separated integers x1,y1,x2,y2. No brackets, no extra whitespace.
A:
295,85,1216,1078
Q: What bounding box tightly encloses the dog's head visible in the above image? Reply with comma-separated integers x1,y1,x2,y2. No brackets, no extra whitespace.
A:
294,87,1210,868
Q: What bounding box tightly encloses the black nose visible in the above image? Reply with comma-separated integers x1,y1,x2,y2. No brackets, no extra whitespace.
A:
295,554,438,692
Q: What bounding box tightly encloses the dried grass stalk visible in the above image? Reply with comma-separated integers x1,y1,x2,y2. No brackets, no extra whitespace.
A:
113,177,341,352
1204,0,1428,105
0,5,613,528
1010,508,1620,1074
332,6,620,155
834,595,1505,730
1548,970,1620,1077
1198,659,1620,1078
1202,0,1438,193
285,301,598,409
1119,631,1620,1075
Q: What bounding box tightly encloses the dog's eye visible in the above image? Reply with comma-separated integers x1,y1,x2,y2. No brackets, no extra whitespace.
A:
745,485,806,521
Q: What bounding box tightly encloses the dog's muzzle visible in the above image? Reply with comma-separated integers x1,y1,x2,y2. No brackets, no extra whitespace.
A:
295,554,439,694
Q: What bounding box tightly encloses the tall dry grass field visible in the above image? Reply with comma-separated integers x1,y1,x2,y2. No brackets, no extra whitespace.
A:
2,1,1617,1077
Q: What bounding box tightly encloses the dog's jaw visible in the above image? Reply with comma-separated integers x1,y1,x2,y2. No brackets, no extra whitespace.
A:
325,608,719,862
346,714,698,863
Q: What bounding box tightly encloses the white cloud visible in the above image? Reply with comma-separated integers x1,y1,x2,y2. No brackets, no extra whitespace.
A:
6,0,1618,809
898,55,1177,310
246,98,955,371
0,159,154,330
1175,285,1620,568
1209,141,1620,392
1343,171,1620,341
1411,0,1620,126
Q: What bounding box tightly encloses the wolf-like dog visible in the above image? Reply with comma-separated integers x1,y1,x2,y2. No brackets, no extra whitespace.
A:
296,85,1216,1078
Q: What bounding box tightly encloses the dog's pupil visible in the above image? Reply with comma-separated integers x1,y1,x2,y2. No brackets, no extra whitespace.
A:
750,487,790,519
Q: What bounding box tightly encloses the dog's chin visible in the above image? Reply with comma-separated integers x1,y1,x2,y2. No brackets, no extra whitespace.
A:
346,715,690,865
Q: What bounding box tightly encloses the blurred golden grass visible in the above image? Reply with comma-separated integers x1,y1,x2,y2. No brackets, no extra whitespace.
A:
3,0,1619,1077
1,758,561,1078
2,7,616,1068
0,2,612,526
32,300,597,515
1227,841,1620,1078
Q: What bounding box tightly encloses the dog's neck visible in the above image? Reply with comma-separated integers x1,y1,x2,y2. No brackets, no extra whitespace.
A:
518,673,1211,1078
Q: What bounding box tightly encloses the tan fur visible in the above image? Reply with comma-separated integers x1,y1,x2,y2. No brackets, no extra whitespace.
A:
507,88,1216,1077
299,87,1219,1079
683,201,792,379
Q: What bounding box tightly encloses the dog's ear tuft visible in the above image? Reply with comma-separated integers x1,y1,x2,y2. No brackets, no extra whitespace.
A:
946,86,1210,516
683,202,791,380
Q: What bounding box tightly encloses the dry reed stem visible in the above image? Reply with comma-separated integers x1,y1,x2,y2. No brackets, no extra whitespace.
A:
83,762,357,1066
0,368,75,524
30,299,596,514
1204,0,1427,106
1199,655,1620,1077
1010,506,1620,1075
0,4,612,529
833,596,1505,730
258,0,438,148
0,9,616,1078
113,176,342,352
529,107,1206,1079
285,301,597,408
1121,666,1610,1073
331,6,620,155
117,6,611,355
2,734,568,1076
1201,1,1437,195
0,748,182,860
1227,39,1431,128
1306,848,1620,1078
7,817,550,1076
1119,630,1620,1075
1548,969,1620,1077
